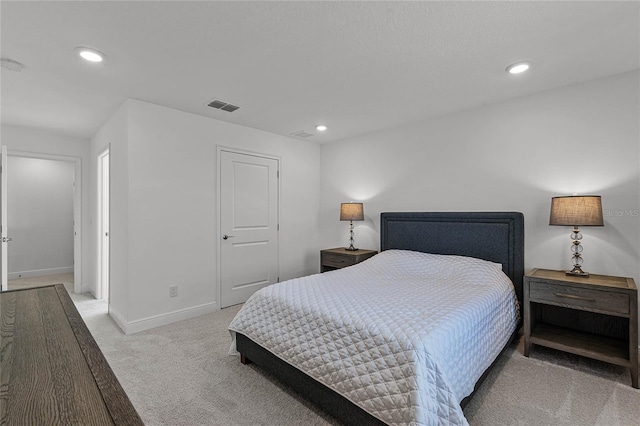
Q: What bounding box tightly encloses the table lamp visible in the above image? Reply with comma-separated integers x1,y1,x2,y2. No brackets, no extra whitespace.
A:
340,203,364,251
549,195,604,276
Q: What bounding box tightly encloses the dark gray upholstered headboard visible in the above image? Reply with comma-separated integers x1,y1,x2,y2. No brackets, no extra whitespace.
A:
380,212,525,309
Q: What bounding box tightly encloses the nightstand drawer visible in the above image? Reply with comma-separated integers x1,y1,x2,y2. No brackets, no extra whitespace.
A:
320,248,377,272
529,281,629,315
322,253,356,268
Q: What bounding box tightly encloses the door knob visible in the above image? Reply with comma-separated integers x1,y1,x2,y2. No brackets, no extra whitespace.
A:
1,237,12,243
222,234,235,240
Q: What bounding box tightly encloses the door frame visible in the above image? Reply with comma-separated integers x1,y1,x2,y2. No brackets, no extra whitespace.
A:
216,146,281,308
1,146,7,291
97,147,110,300
8,150,82,293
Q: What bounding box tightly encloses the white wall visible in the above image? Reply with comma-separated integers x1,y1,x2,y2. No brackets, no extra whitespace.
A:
91,99,321,333
320,71,640,285
0,125,91,290
7,156,74,278
90,103,129,311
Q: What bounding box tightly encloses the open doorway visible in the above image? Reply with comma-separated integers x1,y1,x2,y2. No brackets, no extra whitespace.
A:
97,148,110,300
6,154,78,293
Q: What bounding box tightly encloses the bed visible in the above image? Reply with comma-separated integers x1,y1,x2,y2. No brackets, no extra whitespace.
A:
229,212,524,425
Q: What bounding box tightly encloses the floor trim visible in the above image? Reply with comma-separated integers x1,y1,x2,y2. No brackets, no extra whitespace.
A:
110,302,218,335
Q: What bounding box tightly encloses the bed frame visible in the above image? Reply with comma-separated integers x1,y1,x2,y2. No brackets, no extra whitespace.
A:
236,211,524,424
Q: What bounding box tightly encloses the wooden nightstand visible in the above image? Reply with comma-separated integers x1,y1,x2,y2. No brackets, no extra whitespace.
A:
524,268,638,388
320,247,377,272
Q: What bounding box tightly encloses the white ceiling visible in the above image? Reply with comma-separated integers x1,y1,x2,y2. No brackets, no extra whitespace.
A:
1,1,638,144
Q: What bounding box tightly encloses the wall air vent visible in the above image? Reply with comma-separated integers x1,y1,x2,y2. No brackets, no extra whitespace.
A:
207,99,240,112
290,130,314,138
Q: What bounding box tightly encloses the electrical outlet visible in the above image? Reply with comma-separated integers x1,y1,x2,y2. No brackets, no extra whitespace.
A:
169,285,178,297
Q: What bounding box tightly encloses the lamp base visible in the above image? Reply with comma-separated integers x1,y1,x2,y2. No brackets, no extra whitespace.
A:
566,266,589,277
566,227,589,277
345,220,358,251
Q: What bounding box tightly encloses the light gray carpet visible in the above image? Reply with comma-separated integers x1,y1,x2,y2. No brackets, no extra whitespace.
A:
70,293,640,426
463,339,639,425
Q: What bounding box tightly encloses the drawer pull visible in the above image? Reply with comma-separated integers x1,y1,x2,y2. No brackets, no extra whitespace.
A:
554,292,596,302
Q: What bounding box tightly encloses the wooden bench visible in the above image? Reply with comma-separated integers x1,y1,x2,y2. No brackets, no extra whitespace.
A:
0,284,143,425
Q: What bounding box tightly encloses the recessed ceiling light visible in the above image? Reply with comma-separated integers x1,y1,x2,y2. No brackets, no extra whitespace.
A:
316,125,328,132
75,46,106,63
506,62,531,74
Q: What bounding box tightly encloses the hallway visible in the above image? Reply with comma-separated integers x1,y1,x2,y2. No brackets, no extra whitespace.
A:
8,272,74,294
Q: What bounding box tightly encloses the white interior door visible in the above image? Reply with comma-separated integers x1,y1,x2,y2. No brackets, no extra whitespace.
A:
219,150,279,308
1,145,8,291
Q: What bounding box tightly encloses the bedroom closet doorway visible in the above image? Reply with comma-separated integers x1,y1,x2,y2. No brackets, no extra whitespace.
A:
97,148,110,300
218,148,280,308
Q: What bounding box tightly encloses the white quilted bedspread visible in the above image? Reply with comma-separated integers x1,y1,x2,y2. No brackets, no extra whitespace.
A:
228,250,518,425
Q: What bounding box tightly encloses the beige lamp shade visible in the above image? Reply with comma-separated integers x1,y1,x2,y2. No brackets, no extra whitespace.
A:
340,203,364,221
549,195,604,226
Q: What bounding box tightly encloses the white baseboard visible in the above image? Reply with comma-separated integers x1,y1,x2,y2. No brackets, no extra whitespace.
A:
8,266,73,280
109,306,128,333
109,302,218,335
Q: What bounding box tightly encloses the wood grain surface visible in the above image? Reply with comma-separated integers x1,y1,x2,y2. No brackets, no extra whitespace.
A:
0,285,143,425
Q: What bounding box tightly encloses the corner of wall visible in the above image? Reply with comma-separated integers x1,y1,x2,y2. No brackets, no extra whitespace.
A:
90,100,132,323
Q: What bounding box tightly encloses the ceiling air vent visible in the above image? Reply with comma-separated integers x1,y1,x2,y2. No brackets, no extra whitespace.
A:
290,130,314,138
207,99,240,112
